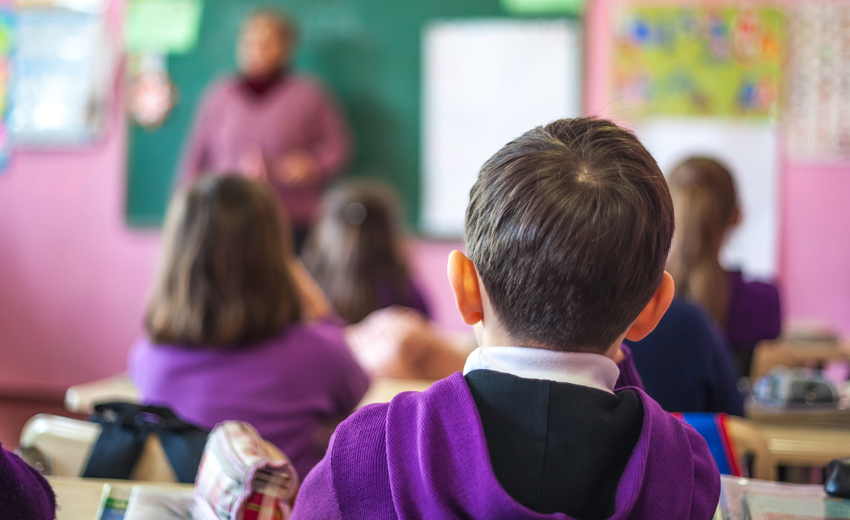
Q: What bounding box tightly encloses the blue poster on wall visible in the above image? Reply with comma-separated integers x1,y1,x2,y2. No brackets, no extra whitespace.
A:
0,9,14,173
10,8,112,147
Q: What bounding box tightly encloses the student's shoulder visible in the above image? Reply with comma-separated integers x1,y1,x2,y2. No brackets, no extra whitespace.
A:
277,320,351,361
652,299,723,354
634,389,721,478
336,373,464,436
727,270,780,303
665,298,714,327
288,319,346,343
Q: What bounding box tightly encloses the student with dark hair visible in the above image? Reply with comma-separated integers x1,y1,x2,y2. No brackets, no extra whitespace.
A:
292,118,719,520
0,443,55,519
667,157,781,378
130,175,369,479
625,298,745,416
303,182,430,324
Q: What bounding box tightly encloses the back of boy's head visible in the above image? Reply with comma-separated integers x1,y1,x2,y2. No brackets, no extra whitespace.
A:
465,117,674,352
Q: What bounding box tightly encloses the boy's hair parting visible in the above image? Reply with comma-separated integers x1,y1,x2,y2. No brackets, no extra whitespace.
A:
465,117,674,352
146,175,302,348
303,181,412,324
666,157,739,327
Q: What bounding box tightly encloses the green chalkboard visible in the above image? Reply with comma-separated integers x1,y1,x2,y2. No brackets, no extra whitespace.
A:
126,0,533,227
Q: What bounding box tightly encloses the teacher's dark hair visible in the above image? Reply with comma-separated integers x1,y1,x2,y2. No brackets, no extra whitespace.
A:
146,175,302,348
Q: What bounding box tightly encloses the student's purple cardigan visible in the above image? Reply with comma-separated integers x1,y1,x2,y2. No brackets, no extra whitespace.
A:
0,443,55,519
292,350,719,520
130,320,369,480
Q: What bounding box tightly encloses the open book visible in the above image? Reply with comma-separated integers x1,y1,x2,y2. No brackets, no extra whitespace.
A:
123,486,196,520
744,492,850,520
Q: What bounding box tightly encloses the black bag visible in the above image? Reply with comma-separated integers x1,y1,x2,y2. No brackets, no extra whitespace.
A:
82,402,209,483
826,458,850,498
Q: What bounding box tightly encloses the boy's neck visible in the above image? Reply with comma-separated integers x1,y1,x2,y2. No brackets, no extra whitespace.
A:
476,323,625,362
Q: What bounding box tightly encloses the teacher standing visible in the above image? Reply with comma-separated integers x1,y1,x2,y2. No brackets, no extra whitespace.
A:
179,9,351,250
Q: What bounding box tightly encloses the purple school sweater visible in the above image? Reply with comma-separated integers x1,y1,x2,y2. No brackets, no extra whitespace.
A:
292,372,720,520
725,271,782,350
179,74,351,226
0,443,55,519
129,321,369,479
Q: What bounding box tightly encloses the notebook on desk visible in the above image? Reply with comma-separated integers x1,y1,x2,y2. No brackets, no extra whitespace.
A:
123,486,196,520
721,476,850,520
744,492,850,519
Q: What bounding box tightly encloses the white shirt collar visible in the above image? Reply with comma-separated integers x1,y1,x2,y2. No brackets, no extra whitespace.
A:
462,346,620,394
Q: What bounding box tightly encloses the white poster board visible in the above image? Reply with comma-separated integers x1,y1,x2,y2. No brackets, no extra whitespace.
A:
633,119,779,279
422,19,582,236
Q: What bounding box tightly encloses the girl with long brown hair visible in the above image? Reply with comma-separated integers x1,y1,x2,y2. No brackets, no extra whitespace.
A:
666,157,781,377
303,182,430,324
304,182,470,380
130,175,369,479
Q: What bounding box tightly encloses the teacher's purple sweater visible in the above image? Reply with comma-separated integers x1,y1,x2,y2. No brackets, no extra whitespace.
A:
292,372,720,520
130,321,369,479
179,74,351,226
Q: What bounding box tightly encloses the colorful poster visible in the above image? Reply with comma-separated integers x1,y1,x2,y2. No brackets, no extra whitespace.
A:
612,6,784,119
0,9,13,172
786,3,850,161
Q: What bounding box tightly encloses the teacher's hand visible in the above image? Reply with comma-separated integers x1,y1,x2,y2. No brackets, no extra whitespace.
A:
239,146,268,180
274,150,318,187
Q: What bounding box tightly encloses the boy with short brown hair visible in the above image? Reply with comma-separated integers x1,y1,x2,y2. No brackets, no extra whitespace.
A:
292,117,720,520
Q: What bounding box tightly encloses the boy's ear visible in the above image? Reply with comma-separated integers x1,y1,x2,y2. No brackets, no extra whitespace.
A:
447,250,484,325
624,271,675,342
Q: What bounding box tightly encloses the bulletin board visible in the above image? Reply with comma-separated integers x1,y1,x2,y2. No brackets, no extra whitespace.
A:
611,6,784,119
786,3,850,161
609,5,785,279
125,0,545,228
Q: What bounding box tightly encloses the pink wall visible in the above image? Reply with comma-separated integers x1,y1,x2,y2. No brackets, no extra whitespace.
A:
586,0,850,336
0,119,160,396
0,0,849,397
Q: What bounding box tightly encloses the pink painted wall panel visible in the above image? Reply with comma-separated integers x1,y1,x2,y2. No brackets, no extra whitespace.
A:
781,163,850,333
0,121,160,395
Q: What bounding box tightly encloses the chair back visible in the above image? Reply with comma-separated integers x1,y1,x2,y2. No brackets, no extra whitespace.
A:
19,414,177,482
675,413,777,481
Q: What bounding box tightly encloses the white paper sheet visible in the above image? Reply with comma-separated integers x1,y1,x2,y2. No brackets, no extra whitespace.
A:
633,119,779,279
421,19,582,236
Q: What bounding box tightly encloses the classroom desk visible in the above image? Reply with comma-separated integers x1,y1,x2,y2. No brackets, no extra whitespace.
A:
745,401,850,467
751,339,850,380
746,401,850,427
755,424,850,468
65,375,436,415
47,475,193,520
